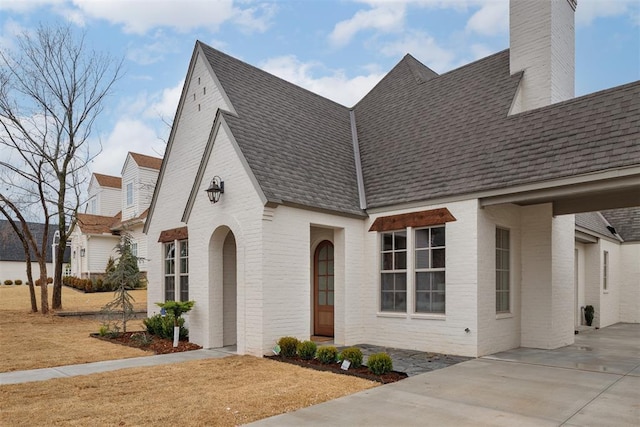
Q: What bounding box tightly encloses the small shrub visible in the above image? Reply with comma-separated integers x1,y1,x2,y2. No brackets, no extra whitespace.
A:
98,325,110,337
367,352,393,375
277,336,300,358
4,280,13,286
339,347,363,368
95,279,104,292
47,277,53,284
14,280,23,286
297,340,317,360
316,346,338,364
129,332,153,347
144,314,188,340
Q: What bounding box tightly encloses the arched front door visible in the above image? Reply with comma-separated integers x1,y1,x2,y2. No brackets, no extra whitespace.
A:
314,240,334,337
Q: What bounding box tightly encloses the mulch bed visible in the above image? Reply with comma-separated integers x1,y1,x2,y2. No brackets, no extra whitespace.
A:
265,355,408,384
91,331,202,354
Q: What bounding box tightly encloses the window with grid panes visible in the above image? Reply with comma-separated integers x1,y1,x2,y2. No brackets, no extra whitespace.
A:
415,226,446,313
496,228,510,313
179,240,189,301
164,242,175,301
380,230,407,312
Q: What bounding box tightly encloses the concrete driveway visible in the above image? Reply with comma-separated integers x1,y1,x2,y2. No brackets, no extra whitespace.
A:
249,323,639,426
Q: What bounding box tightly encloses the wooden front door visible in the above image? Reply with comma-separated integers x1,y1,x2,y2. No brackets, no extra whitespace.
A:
314,241,334,337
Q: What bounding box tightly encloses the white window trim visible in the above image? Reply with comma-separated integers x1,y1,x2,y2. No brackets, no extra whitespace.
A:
603,250,609,293
496,226,511,315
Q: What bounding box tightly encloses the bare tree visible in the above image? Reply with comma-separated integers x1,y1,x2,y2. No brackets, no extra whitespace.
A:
0,24,122,311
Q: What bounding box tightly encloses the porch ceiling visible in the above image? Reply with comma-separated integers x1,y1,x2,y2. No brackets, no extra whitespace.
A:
479,173,640,215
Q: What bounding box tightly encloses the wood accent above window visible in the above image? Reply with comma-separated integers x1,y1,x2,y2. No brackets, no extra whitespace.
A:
158,226,188,243
369,208,456,232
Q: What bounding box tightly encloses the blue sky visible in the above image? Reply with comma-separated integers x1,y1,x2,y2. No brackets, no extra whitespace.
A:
1,0,638,177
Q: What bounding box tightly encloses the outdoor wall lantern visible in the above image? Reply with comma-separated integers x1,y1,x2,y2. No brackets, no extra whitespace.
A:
205,176,225,203
80,248,86,257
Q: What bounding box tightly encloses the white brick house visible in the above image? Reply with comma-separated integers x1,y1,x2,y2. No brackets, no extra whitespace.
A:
70,152,162,279
145,0,640,357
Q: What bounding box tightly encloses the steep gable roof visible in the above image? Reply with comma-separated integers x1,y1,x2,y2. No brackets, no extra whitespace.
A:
129,152,163,170
199,42,363,216
93,173,122,189
575,212,617,240
355,49,640,209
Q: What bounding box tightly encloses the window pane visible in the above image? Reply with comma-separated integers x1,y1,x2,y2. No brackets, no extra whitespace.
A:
432,272,445,291
180,276,189,301
394,231,407,250
319,292,326,305
319,245,327,260
416,292,430,312
381,273,394,291
415,249,429,269
328,292,334,306
431,227,445,247
180,241,188,257
394,292,407,311
381,292,394,311
432,292,445,313
319,276,327,290
165,276,175,301
432,249,445,268
328,261,334,275
180,258,188,274
382,253,393,270
395,251,407,269
328,244,334,260
415,229,429,248
416,272,430,291
328,276,334,290
395,273,407,291
319,261,327,275
382,233,393,251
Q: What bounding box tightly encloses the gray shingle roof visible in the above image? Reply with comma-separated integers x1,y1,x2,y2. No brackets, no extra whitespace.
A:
575,212,615,239
601,208,640,242
355,50,640,209
199,42,363,216
0,220,69,263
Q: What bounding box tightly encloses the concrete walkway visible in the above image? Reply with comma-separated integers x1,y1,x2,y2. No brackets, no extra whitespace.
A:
0,348,235,385
250,323,640,426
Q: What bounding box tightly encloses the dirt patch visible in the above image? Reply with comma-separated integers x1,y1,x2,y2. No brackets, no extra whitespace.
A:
91,331,202,354
266,355,408,384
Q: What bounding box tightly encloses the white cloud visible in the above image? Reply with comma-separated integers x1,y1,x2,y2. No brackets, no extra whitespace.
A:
465,0,508,36
0,19,26,52
379,30,456,73
91,119,165,176
260,55,385,106
576,0,640,26
144,80,184,120
329,2,406,46
0,0,65,12
69,0,272,34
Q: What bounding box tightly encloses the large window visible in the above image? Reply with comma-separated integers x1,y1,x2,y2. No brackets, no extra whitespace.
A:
603,250,609,291
126,182,134,206
164,242,175,301
496,227,510,313
380,231,407,312
415,226,446,313
179,240,189,301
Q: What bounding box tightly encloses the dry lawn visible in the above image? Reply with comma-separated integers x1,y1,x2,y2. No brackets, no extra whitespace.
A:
1,285,379,425
0,356,377,426
0,285,149,372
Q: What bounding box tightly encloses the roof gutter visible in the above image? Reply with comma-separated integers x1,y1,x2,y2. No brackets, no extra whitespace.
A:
350,109,367,210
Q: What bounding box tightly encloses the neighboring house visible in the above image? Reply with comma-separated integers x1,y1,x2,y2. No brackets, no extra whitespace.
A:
69,152,162,279
0,220,70,282
144,0,640,357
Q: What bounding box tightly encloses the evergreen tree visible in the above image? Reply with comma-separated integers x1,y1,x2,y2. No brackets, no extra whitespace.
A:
102,234,140,333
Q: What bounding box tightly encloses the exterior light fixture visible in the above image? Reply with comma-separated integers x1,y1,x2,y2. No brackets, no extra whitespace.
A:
205,176,224,203
80,248,86,257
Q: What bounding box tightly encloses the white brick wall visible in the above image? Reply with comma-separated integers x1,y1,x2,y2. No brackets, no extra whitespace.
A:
477,204,522,356
521,204,574,349
619,243,640,323
598,239,621,328
509,0,575,113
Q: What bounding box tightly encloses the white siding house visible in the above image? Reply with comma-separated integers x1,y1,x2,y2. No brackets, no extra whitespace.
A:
145,0,640,357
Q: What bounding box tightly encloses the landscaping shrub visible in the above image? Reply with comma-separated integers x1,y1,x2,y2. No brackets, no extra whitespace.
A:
4,280,13,286
144,314,188,340
46,277,53,284
316,346,338,364
339,347,363,368
297,340,317,360
367,352,393,375
14,280,22,286
277,336,300,358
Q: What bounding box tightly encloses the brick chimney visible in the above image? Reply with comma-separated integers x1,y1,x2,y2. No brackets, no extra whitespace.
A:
509,0,577,114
